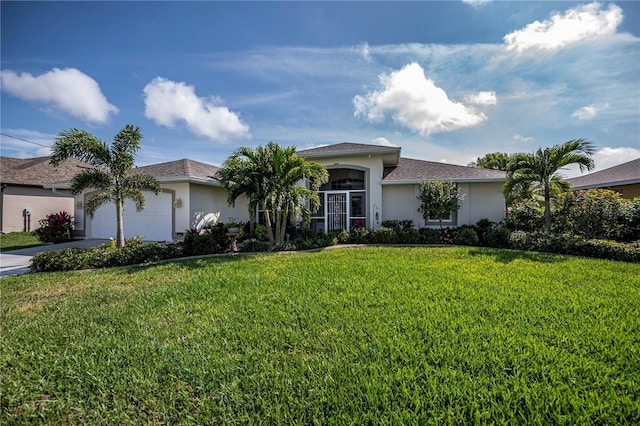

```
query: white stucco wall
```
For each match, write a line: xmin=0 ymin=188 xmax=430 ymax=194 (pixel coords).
xmin=382 ymin=181 xmax=505 ymax=228
xmin=187 ymin=183 xmax=249 ymax=231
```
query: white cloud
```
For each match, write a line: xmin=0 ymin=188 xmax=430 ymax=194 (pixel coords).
xmin=0 ymin=128 xmax=55 ymax=158
xmin=462 ymin=0 xmax=492 ymax=7
xmin=0 ymin=68 xmax=118 ymax=123
xmin=563 ymin=146 xmax=640 ymax=178
xmin=143 ymin=77 xmax=250 ymax=142
xmin=513 ymin=134 xmax=534 ymax=143
xmin=372 ymin=137 xmax=396 ymax=147
xmin=464 ymin=91 xmax=497 ymax=105
xmin=358 ymin=42 xmax=371 ymax=62
xmin=504 ymin=2 xmax=623 ymax=52
xmin=572 ymin=103 xmax=608 ymax=120
xmin=353 ymin=62 xmax=487 ymax=135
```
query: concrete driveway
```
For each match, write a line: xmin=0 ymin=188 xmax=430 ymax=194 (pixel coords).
xmin=1 ymin=239 xmax=109 ymax=277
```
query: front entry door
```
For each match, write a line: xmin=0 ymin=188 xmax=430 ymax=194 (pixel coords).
xmin=327 ymin=193 xmax=347 ymax=232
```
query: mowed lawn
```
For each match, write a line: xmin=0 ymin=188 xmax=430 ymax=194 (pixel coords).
xmin=2 ymin=247 xmax=639 ymax=424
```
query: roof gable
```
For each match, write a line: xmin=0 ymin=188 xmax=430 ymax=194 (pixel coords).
xmin=132 ymin=158 xmax=220 ymax=181
xmin=298 ymin=142 xmax=401 ymax=166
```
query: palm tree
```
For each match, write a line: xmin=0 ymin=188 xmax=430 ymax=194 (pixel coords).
xmin=50 ymin=124 xmax=161 ymax=247
xmin=218 ymin=141 xmax=328 ymax=245
xmin=506 ymin=139 xmax=595 ymax=231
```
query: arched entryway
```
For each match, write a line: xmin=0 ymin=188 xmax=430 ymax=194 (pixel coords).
xmin=310 ymin=167 xmax=368 ymax=233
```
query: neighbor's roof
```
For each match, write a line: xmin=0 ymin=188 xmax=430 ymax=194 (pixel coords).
xmin=0 ymin=156 xmax=92 ymax=187
xmin=132 ymin=158 xmax=220 ymax=182
xmin=382 ymin=157 xmax=506 ymax=184
xmin=567 ymin=158 xmax=640 ymax=189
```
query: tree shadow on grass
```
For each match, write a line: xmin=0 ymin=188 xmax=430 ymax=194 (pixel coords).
xmin=120 ymin=251 xmax=264 ymax=275
xmin=468 ymin=247 xmax=570 ymax=264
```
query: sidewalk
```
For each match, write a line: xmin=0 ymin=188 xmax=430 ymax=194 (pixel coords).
xmin=0 ymin=239 xmax=109 ymax=277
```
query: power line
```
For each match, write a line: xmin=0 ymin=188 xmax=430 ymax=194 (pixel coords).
xmin=0 ymin=132 xmax=52 ymax=148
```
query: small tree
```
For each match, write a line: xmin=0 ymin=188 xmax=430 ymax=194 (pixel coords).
xmin=50 ymin=125 xmax=161 ymax=248
xmin=417 ymin=180 xmax=465 ymax=229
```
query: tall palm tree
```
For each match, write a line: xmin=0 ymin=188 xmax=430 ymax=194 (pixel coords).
xmin=50 ymin=125 xmax=161 ymax=247
xmin=506 ymin=139 xmax=595 ymax=231
xmin=218 ymin=141 xmax=328 ymax=245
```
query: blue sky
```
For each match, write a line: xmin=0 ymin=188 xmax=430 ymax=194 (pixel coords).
xmin=2 ymin=1 xmax=639 ymax=177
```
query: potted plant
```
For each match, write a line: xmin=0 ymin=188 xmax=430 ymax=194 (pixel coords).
xmin=225 ymin=218 xmax=243 ymax=234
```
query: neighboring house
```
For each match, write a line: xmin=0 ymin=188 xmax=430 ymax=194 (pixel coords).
xmin=0 ymin=156 xmax=90 ymax=233
xmin=567 ymin=158 xmax=640 ymax=199
xmin=29 ymin=142 xmax=507 ymax=242
xmin=48 ymin=158 xmax=250 ymax=242
xmin=298 ymin=143 xmax=506 ymax=233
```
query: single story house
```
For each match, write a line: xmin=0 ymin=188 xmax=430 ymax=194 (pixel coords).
xmin=567 ymin=158 xmax=640 ymax=199
xmin=298 ymin=143 xmax=506 ymax=233
xmin=29 ymin=142 xmax=506 ymax=242
xmin=0 ymin=156 xmax=90 ymax=233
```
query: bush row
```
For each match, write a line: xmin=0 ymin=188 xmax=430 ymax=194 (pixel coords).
xmin=506 ymin=190 xmax=640 ymax=242
xmin=31 ymin=238 xmax=182 ymax=273
xmin=509 ymin=231 xmax=640 ymax=263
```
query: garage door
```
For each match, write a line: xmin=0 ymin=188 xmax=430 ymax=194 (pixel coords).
xmin=89 ymin=191 xmax=173 ymax=241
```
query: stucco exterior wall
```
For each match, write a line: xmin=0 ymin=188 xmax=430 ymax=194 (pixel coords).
xmin=1 ymin=186 xmax=74 ymax=233
xmin=382 ymin=181 xmax=505 ymax=228
xmin=187 ymin=183 xmax=249 ymax=231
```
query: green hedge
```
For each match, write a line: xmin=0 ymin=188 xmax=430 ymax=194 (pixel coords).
xmin=31 ymin=240 xmax=182 ymax=272
xmin=509 ymin=231 xmax=639 ymax=262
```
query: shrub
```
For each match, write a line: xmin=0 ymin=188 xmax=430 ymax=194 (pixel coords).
xmin=381 ymin=220 xmax=414 ymax=231
xmin=453 ymin=227 xmax=479 ymax=246
xmin=182 ymin=222 xmax=230 ymax=256
xmin=241 ymin=238 xmax=274 ymax=252
xmin=507 ymin=231 xmax=639 ymax=262
xmin=553 ymin=189 xmax=628 ymax=241
xmin=487 ymin=226 xmax=511 ymax=248
xmin=419 ymin=228 xmax=441 ymax=244
xmin=32 ymin=211 xmax=74 ymax=243
xmin=329 ymin=229 xmax=350 ymax=244
xmin=350 ymin=227 xmax=370 ymax=244
xmin=30 ymin=240 xmax=182 ymax=272
xmin=366 ymin=227 xmax=398 ymax=244
xmin=475 ymin=219 xmax=495 ymax=246
xmin=504 ymin=201 xmax=544 ymax=232
xmin=440 ymin=227 xmax=457 ymax=245
xmin=398 ymin=228 xmax=420 ymax=244
xmin=253 ymin=224 xmax=269 ymax=241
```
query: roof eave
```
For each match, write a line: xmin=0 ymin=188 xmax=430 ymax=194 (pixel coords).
xmin=381 ymin=177 xmax=506 ymax=185
xmin=571 ymin=178 xmax=640 ymax=190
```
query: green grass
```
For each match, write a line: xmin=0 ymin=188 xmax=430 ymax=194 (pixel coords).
xmin=0 ymin=232 xmax=42 ymax=251
xmin=2 ymin=247 xmax=639 ymax=424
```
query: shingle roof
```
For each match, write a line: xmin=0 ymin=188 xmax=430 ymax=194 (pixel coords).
xmin=383 ymin=157 xmax=506 ymax=183
xmin=297 ymin=142 xmax=400 ymax=155
xmin=567 ymin=158 xmax=640 ymax=189
xmin=132 ymin=158 xmax=220 ymax=180
xmin=0 ymin=156 xmax=93 ymax=187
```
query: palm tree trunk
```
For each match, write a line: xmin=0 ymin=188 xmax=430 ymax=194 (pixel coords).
xmin=544 ymin=184 xmax=551 ymax=232
xmin=265 ymin=209 xmax=275 ymax=244
xmin=116 ymin=198 xmax=125 ymax=248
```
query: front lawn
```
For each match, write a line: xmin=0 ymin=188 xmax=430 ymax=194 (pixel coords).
xmin=0 ymin=231 xmax=42 ymax=251
xmin=2 ymin=247 xmax=639 ymax=424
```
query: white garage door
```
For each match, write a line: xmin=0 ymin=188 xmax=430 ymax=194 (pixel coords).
xmin=89 ymin=191 xmax=173 ymax=241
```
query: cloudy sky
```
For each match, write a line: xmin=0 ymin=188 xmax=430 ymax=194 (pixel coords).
xmin=1 ymin=1 xmax=638 ymax=177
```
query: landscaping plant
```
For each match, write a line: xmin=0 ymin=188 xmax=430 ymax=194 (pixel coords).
xmin=32 ymin=211 xmax=74 ymax=243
